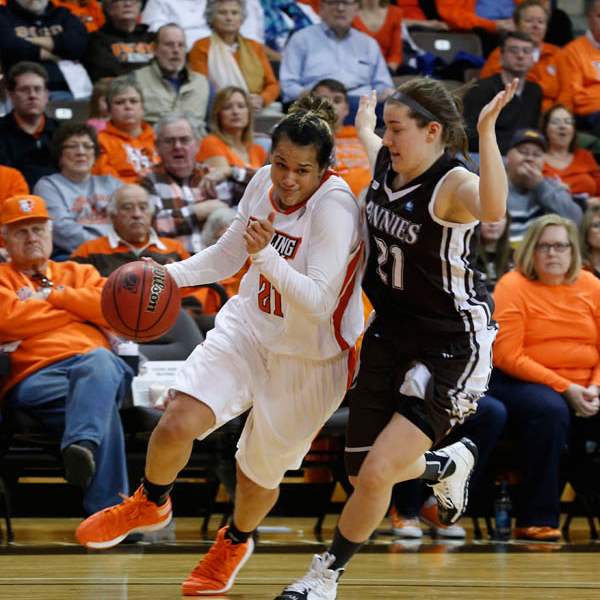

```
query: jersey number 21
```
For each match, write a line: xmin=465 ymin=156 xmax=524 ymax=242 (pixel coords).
xmin=374 ymin=236 xmax=405 ymax=290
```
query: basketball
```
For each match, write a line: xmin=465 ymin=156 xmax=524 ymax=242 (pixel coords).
xmin=101 ymin=261 xmax=181 ymax=342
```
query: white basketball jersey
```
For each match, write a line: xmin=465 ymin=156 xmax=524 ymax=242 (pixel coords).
xmin=167 ymin=165 xmax=365 ymax=360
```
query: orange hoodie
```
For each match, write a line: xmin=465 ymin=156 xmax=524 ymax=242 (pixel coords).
xmin=493 ymin=269 xmax=600 ymax=392
xmin=480 ymin=42 xmax=560 ymax=112
xmin=334 ymin=125 xmax=372 ymax=197
xmin=0 ymin=165 xmax=28 ymax=203
xmin=543 ymin=148 xmax=600 ymax=196
xmin=556 ymin=35 xmax=600 ymax=117
xmin=0 ymin=260 xmax=112 ymax=398
xmin=50 ymin=0 xmax=105 ymax=32
xmin=93 ymin=121 xmax=160 ymax=184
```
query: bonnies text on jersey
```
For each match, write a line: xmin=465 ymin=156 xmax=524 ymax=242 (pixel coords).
xmin=366 ymin=200 xmax=421 ymax=244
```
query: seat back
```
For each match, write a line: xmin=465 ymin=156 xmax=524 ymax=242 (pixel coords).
xmin=46 ymin=99 xmax=91 ymax=123
xmin=410 ymin=31 xmax=483 ymax=63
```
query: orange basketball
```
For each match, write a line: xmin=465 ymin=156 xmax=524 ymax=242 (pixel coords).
xmin=101 ymin=261 xmax=181 ymax=342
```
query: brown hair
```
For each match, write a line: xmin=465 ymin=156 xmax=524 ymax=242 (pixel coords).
xmin=387 ymin=78 xmax=470 ymax=159
xmin=210 ymin=86 xmax=255 ymax=147
xmin=89 ymin=77 xmax=112 ymax=119
xmin=272 ymin=95 xmax=336 ymax=169
xmin=515 ymin=214 xmax=581 ymax=283
xmin=51 ymin=122 xmax=100 ymax=162
xmin=513 ymin=0 xmax=549 ymax=26
xmin=540 ymin=104 xmax=577 ymax=153
xmin=580 ymin=206 xmax=600 ymax=267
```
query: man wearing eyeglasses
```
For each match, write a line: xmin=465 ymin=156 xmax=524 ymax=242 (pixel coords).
xmin=0 ymin=194 xmax=133 ymax=517
xmin=279 ymin=0 xmax=393 ymax=117
xmin=506 ymin=129 xmax=582 ymax=243
xmin=463 ymin=31 xmax=542 ymax=156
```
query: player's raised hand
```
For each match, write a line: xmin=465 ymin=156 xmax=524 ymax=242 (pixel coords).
xmin=477 ymin=78 xmax=519 ymax=135
xmin=244 ymin=212 xmax=275 ymax=254
xmin=355 ymin=89 xmax=378 ymax=134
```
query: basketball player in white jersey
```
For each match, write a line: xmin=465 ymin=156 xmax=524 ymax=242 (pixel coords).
xmin=275 ymin=79 xmax=519 ymax=599
xmin=75 ymin=97 xmax=365 ymax=596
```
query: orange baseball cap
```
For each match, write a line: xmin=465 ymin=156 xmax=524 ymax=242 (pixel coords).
xmin=1 ymin=195 xmax=51 ymax=226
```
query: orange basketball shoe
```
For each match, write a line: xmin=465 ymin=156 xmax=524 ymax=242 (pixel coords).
xmin=181 ymin=526 xmax=254 ymax=595
xmin=76 ymin=485 xmax=172 ymax=549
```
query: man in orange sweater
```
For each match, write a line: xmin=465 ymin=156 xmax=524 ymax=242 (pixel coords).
xmin=556 ymin=0 xmax=600 ymax=135
xmin=0 ymin=194 xmax=132 ymax=515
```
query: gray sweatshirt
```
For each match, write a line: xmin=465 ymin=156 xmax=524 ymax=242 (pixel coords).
xmin=507 ymin=178 xmax=583 ymax=243
xmin=34 ymin=173 xmax=123 ymax=253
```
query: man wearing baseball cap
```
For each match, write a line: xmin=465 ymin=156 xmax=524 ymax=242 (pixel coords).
xmin=506 ymin=129 xmax=582 ymax=243
xmin=0 ymin=194 xmax=132 ymax=517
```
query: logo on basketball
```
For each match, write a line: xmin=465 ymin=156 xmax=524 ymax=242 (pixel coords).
xmin=123 ymin=272 xmax=139 ymax=293
xmin=146 ymin=267 xmax=166 ymax=312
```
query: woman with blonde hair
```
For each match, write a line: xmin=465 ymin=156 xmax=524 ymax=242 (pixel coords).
xmin=490 ymin=213 xmax=600 ymax=541
xmin=197 ymin=86 xmax=267 ymax=204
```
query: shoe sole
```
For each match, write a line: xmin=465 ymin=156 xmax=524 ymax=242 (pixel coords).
xmin=63 ymin=445 xmax=95 ymax=488
xmin=181 ymin=536 xmax=255 ymax=596
xmin=81 ymin=511 xmax=173 ymax=550
xmin=391 ymin=528 xmax=423 ymax=539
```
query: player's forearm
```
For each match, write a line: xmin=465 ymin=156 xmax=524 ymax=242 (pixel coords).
xmin=251 ymin=245 xmax=337 ymax=319
xmin=357 ymin=129 xmax=382 ymax=174
xmin=477 ymin=130 xmax=507 ymax=221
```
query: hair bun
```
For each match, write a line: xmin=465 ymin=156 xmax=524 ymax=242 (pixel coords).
xmin=288 ymin=95 xmax=337 ymax=133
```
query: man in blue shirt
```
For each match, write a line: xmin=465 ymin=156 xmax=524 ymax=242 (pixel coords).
xmin=280 ymin=0 xmax=393 ymax=116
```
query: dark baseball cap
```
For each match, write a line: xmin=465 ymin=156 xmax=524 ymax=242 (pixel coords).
xmin=510 ymin=128 xmax=547 ymax=152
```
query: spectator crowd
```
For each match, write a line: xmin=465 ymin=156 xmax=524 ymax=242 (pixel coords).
xmin=1 ymin=0 xmax=600 ymax=544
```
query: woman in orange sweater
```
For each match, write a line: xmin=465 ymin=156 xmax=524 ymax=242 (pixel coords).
xmin=491 ymin=214 xmax=600 ymax=541
xmin=188 ymin=0 xmax=280 ymax=112
xmin=352 ymin=0 xmax=403 ymax=73
xmin=92 ymin=77 xmax=160 ymax=184
xmin=197 ymin=86 xmax=267 ymax=205
xmin=480 ymin=1 xmax=560 ymax=112
xmin=542 ymin=104 xmax=600 ymax=200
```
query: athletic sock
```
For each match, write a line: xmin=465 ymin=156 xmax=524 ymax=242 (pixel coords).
xmin=225 ymin=520 xmax=254 ymax=544
xmin=420 ymin=449 xmax=456 ymax=483
xmin=328 ymin=527 xmax=365 ymax=570
xmin=142 ymin=478 xmax=174 ymax=506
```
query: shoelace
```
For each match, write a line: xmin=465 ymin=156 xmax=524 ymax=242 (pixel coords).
xmin=284 ymin=558 xmax=336 ymax=593
xmin=190 ymin=537 xmax=243 ymax=581
xmin=432 ymin=482 xmax=455 ymax=510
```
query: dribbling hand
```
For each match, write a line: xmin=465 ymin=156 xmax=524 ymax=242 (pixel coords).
xmin=245 ymin=212 xmax=275 ymax=255
xmin=477 ymin=78 xmax=519 ymax=135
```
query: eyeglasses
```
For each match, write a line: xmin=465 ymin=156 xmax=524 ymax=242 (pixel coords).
xmin=31 ymin=272 xmax=53 ymax=289
xmin=548 ymin=118 xmax=575 ymax=127
xmin=535 ymin=242 xmax=571 ymax=253
xmin=504 ymin=45 xmax=534 ymax=55
xmin=63 ymin=142 xmax=96 ymax=152
xmin=158 ymin=136 xmax=195 ymax=147
xmin=321 ymin=0 xmax=357 ymax=6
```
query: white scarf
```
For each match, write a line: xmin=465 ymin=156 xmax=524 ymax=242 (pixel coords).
xmin=207 ymin=34 xmax=249 ymax=92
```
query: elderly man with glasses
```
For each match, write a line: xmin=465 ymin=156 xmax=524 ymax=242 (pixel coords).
xmin=280 ymin=0 xmax=393 ymax=120
xmin=0 ymin=194 xmax=132 ymax=517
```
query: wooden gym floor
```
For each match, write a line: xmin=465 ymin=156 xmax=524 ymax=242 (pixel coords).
xmin=1 ymin=516 xmax=600 ymax=599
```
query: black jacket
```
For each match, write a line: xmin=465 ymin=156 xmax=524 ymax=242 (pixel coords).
xmin=0 ymin=0 xmax=88 ymax=92
xmin=0 ymin=112 xmax=59 ymax=189
xmin=463 ymin=74 xmax=542 ymax=155
xmin=84 ymin=21 xmax=153 ymax=82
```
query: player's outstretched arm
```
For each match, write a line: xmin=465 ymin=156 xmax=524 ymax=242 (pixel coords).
xmin=474 ymin=78 xmax=519 ymax=221
xmin=356 ymin=90 xmax=383 ymax=173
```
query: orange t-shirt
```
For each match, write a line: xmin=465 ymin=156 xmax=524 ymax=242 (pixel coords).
xmin=196 ymin=134 xmax=267 ymax=169
xmin=480 ymin=42 xmax=560 ymax=112
xmin=0 ymin=165 xmax=29 ymax=203
xmin=334 ymin=125 xmax=372 ymax=197
xmin=0 ymin=261 xmax=111 ymax=397
xmin=493 ymin=269 xmax=600 ymax=393
xmin=556 ymin=35 xmax=600 ymax=116
xmin=353 ymin=6 xmax=403 ymax=66
xmin=397 ymin=0 xmax=425 ymax=20
xmin=93 ymin=121 xmax=160 ymax=184
xmin=50 ymin=0 xmax=105 ymax=32
xmin=543 ymin=148 xmax=600 ymax=197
